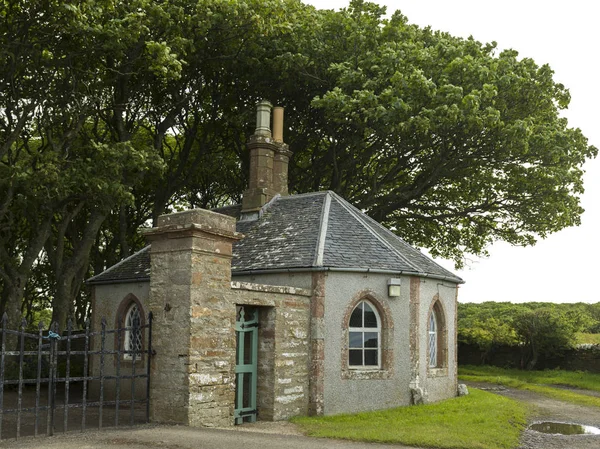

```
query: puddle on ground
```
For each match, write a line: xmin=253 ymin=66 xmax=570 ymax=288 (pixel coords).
xmin=529 ymin=421 xmax=600 ymax=435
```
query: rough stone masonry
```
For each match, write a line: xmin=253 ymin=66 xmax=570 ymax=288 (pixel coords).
xmin=145 ymin=208 xmax=311 ymax=427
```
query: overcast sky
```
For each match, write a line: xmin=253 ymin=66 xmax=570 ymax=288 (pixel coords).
xmin=303 ymin=0 xmax=600 ymax=304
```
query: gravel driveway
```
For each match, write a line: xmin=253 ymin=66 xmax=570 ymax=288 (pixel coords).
xmin=466 ymin=382 xmax=600 ymax=449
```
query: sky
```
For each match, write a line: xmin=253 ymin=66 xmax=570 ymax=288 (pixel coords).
xmin=303 ymin=0 xmax=600 ymax=304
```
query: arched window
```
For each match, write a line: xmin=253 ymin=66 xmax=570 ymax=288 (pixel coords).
xmin=428 ymin=300 xmax=447 ymax=369
xmin=124 ymin=302 xmax=143 ymax=360
xmin=348 ymin=300 xmax=381 ymax=368
xmin=428 ymin=311 xmax=438 ymax=367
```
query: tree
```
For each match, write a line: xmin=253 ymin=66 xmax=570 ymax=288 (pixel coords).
xmin=458 ymin=302 xmax=521 ymax=363
xmin=1 ymin=0 xmax=597 ymax=326
xmin=0 ymin=0 xmax=165 ymax=329
xmin=288 ymin=1 xmax=597 ymax=265
xmin=513 ymin=307 xmax=584 ymax=370
xmin=459 ymin=317 xmax=518 ymax=364
xmin=0 ymin=0 xmax=95 ymax=327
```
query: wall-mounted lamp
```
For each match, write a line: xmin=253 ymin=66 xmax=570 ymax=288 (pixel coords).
xmin=387 ymin=278 xmax=402 ymax=297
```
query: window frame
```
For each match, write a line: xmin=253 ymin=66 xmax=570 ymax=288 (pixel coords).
xmin=340 ymin=292 xmax=394 ymax=380
xmin=428 ymin=310 xmax=438 ymax=368
xmin=427 ymin=297 xmax=448 ymax=375
xmin=124 ymin=302 xmax=143 ymax=361
xmin=115 ymin=294 xmax=145 ymax=363
xmin=348 ymin=300 xmax=382 ymax=369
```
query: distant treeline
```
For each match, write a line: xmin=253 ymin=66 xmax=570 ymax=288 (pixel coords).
xmin=458 ymin=302 xmax=600 ymax=370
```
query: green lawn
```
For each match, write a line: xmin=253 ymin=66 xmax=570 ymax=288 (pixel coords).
xmin=292 ymin=389 xmax=528 ymax=449
xmin=459 ymin=365 xmax=600 ymax=407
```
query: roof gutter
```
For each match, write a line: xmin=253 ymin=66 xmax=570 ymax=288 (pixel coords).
xmin=232 ymin=266 xmax=464 ymax=284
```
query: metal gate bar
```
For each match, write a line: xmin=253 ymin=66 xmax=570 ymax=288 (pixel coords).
xmin=0 ymin=312 xmax=154 ymax=440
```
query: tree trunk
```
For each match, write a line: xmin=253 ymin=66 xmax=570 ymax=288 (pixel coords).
xmin=0 ymin=279 xmax=27 ymax=349
xmin=51 ymin=209 xmax=107 ymax=330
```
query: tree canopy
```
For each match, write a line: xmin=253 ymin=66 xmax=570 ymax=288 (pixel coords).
xmin=0 ymin=0 xmax=597 ymax=328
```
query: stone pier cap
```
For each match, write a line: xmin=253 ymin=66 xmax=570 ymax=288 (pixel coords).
xmin=144 ymin=208 xmax=243 ymax=241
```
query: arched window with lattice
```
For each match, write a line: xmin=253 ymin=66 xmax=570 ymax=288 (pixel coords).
xmin=124 ymin=302 xmax=143 ymax=360
xmin=428 ymin=299 xmax=447 ymax=369
xmin=115 ymin=294 xmax=145 ymax=362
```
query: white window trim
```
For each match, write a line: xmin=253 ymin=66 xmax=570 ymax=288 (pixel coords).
xmin=348 ymin=300 xmax=382 ymax=370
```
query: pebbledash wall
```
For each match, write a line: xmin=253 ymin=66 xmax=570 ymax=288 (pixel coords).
xmin=321 ymin=272 xmax=457 ymax=414
xmin=234 ymin=271 xmax=458 ymax=415
xmin=90 ymin=282 xmax=151 ymax=402
xmin=90 ymin=206 xmax=459 ymax=426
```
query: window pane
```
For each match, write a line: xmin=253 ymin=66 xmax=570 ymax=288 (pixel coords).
xmin=125 ymin=303 xmax=143 ymax=358
xmin=429 ymin=312 xmax=436 ymax=332
xmin=364 ymin=332 xmax=378 ymax=348
xmin=349 ymin=350 xmax=362 ymax=366
xmin=349 ymin=303 xmax=363 ymax=327
xmin=363 ymin=303 xmax=377 ymax=328
xmin=364 ymin=349 xmax=378 ymax=366
xmin=429 ymin=332 xmax=437 ymax=367
xmin=349 ymin=332 xmax=363 ymax=348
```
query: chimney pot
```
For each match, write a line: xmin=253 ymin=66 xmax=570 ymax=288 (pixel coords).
xmin=255 ymin=100 xmax=272 ymax=137
xmin=272 ymin=107 xmax=284 ymax=142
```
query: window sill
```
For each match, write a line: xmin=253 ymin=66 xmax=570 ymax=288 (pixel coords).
xmin=342 ymin=368 xmax=393 ymax=380
xmin=427 ymin=367 xmax=448 ymax=378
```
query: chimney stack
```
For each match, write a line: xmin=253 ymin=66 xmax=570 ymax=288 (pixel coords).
xmin=241 ymin=101 xmax=292 ymax=214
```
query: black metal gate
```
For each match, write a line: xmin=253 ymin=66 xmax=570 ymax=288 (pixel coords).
xmin=0 ymin=312 xmax=153 ymax=441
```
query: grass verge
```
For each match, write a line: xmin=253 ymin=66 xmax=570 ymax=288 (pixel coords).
xmin=459 ymin=365 xmax=600 ymax=407
xmin=292 ymin=389 xmax=528 ymax=449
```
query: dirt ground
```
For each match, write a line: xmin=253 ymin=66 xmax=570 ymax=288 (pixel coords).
xmin=465 ymin=381 xmax=600 ymax=449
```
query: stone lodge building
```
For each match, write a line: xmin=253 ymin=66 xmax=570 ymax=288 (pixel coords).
xmin=87 ymin=101 xmax=463 ymax=427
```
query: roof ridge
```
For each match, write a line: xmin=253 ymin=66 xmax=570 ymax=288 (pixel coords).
xmin=339 ymin=197 xmax=459 ymax=279
xmin=359 ymin=212 xmax=457 ymax=277
xmin=313 ymin=191 xmax=332 ymax=267
xmin=278 ymin=191 xmax=329 ymax=200
xmin=329 ymin=192 xmax=423 ymax=273
xmin=86 ymin=245 xmax=151 ymax=283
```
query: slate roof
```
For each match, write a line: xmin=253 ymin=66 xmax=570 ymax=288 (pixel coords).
xmin=87 ymin=245 xmax=151 ymax=285
xmin=87 ymin=191 xmax=462 ymax=285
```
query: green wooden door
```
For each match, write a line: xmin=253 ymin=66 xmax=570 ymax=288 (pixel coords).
xmin=234 ymin=305 xmax=258 ymax=424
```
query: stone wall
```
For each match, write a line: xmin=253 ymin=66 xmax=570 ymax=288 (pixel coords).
xmin=145 ymin=209 xmax=241 ymax=427
xmin=321 ymin=271 xmax=412 ymax=415
xmin=230 ymin=282 xmax=311 ymax=420
xmin=143 ymin=208 xmax=311 ymax=427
